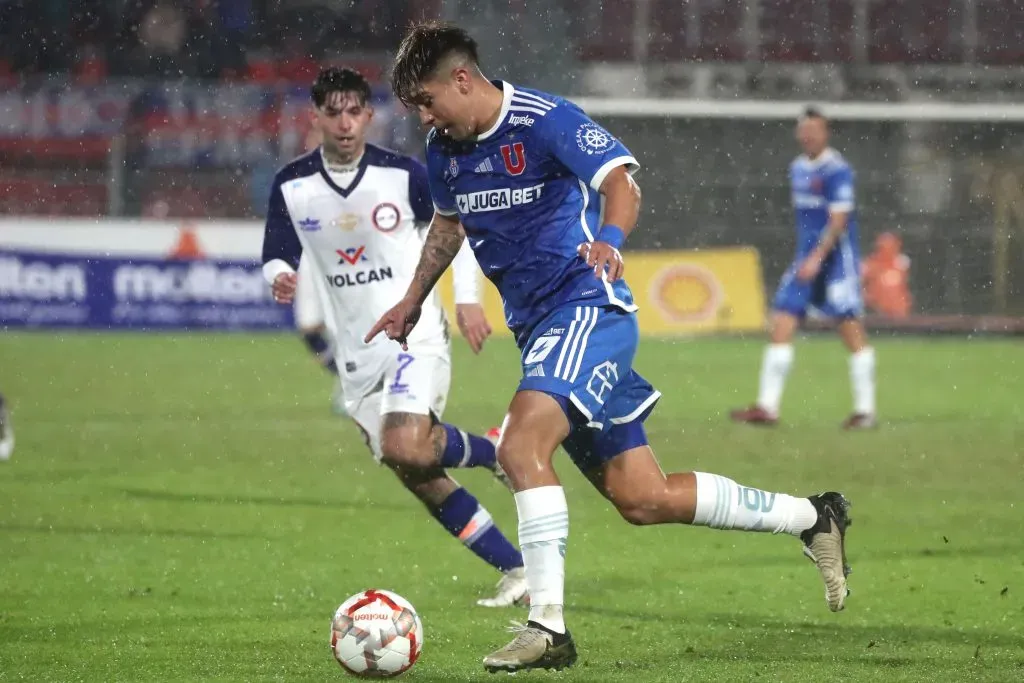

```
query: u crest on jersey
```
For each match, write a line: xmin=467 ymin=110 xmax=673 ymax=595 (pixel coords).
xmin=501 ymin=142 xmax=527 ymax=176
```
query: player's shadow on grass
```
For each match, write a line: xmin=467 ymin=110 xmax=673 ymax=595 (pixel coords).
xmin=728 ymin=544 xmax=1021 ymax=564
xmin=714 ymin=613 xmax=1024 ymax=648
xmin=2 ymin=466 xmax=127 ymax=483
xmin=119 ymin=487 xmax=409 ymax=511
xmin=573 ymin=604 xmax=1024 ymax=651
xmin=0 ymin=522 xmax=263 ymax=540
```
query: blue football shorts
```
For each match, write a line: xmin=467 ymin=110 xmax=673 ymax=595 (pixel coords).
xmin=517 ymin=304 xmax=661 ymax=472
xmin=773 ymin=250 xmax=863 ymax=319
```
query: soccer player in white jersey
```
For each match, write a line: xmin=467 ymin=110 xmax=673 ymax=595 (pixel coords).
xmin=262 ymin=67 xmax=527 ymax=607
xmin=287 ymin=123 xmax=347 ymax=415
xmin=731 ymin=107 xmax=876 ymax=429
xmin=369 ymin=24 xmax=854 ymax=672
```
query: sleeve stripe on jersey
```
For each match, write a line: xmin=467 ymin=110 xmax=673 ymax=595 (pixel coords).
xmin=829 ymin=201 xmax=854 ymax=213
xmin=590 ymin=155 xmax=640 ymax=191
xmin=510 ymin=105 xmax=550 ymax=116
xmin=512 ymin=91 xmax=555 ymax=109
xmin=434 ymin=202 xmax=458 ymax=216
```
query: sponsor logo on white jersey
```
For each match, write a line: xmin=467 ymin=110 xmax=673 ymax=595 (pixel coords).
xmin=372 ymin=203 xmax=401 ymax=232
xmin=509 ymin=114 xmax=535 ymax=127
xmin=336 ymin=246 xmax=369 ymax=264
xmin=455 ymin=184 xmax=544 ymax=214
xmin=332 ymin=213 xmax=359 ymax=231
xmin=324 ymin=268 xmax=393 ymax=288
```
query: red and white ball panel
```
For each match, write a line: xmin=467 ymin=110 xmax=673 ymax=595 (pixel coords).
xmin=331 ymin=589 xmax=423 ymax=678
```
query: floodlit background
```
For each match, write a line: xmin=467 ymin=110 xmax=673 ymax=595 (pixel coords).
xmin=0 ymin=2 xmax=1022 ymax=681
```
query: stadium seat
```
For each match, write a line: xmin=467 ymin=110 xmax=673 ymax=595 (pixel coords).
xmin=647 ymin=0 xmax=690 ymax=62
xmin=761 ymin=0 xmax=856 ymax=62
xmin=977 ymin=0 xmax=1024 ymax=65
xmin=577 ymin=0 xmax=636 ymax=61
xmin=869 ymin=0 xmax=961 ymax=63
xmin=693 ymin=0 xmax=745 ymax=62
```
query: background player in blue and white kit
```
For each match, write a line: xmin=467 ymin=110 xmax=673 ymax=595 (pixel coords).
xmin=262 ymin=67 xmax=526 ymax=608
xmin=370 ymin=24 xmax=856 ymax=673
xmin=731 ymin=107 xmax=877 ymax=429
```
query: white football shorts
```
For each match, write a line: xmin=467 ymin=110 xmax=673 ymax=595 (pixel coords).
xmin=344 ymin=345 xmax=452 ymax=462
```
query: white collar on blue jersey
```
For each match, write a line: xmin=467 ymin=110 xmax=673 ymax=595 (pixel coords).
xmin=476 ymin=81 xmax=515 ymax=142
xmin=796 ymin=147 xmax=838 ymax=169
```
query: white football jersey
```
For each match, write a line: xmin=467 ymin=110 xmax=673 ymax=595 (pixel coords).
xmin=262 ymin=144 xmax=479 ymax=396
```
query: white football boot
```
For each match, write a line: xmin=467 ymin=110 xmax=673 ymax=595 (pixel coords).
xmin=476 ymin=566 xmax=529 ymax=608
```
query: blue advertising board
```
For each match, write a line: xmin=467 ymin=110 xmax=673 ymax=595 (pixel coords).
xmin=0 ymin=249 xmax=293 ymax=331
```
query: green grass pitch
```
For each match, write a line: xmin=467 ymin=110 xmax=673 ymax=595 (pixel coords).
xmin=0 ymin=332 xmax=1022 ymax=681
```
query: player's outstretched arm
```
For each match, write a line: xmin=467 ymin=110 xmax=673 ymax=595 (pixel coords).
xmin=578 ymin=166 xmax=641 ymax=282
xmin=411 ymin=211 xmax=466 ymax=305
xmin=364 ymin=212 xmax=466 ymax=348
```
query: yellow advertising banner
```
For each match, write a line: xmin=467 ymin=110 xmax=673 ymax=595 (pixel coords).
xmin=628 ymin=247 xmax=767 ymax=335
xmin=437 ymin=246 xmax=766 ymax=338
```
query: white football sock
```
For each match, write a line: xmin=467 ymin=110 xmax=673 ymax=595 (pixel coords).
xmin=756 ymin=344 xmax=794 ymax=416
xmin=849 ymin=347 xmax=876 ymax=415
xmin=515 ymin=486 xmax=568 ymax=634
xmin=691 ymin=472 xmax=818 ymax=536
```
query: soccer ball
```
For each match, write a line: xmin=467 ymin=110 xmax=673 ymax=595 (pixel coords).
xmin=330 ymin=589 xmax=423 ymax=677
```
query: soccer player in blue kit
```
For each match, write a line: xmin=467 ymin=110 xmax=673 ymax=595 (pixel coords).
xmin=731 ymin=107 xmax=876 ymax=429
xmin=367 ymin=23 xmax=855 ymax=672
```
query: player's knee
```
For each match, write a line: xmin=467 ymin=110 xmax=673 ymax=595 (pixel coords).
xmin=495 ymin=436 xmax=546 ymax=484
xmin=608 ymin=485 xmax=672 ymax=526
xmin=495 ymin=439 xmax=520 ymax=476
xmin=614 ymin=500 xmax=661 ymax=526
xmin=380 ymin=426 xmax=432 ymax=469
xmin=769 ymin=312 xmax=798 ymax=344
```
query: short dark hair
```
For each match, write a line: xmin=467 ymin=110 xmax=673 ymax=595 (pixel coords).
xmin=391 ymin=22 xmax=480 ymax=106
xmin=800 ymin=105 xmax=827 ymax=123
xmin=311 ymin=67 xmax=372 ymax=108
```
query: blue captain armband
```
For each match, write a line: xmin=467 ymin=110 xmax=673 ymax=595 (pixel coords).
xmin=597 ymin=224 xmax=626 ymax=250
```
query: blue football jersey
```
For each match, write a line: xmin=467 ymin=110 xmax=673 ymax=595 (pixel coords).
xmin=425 ymin=81 xmax=640 ymax=345
xmin=789 ymin=148 xmax=858 ymax=258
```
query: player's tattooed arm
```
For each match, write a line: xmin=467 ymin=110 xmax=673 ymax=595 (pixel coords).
xmin=365 ymin=212 xmax=465 ymax=349
xmin=407 ymin=212 xmax=466 ymax=305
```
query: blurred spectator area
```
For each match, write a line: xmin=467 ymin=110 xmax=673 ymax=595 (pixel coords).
xmin=1 ymin=1 xmax=1022 ymax=83
xmin=578 ymin=0 xmax=1024 ymax=65
xmin=0 ymin=0 xmax=444 ymax=83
